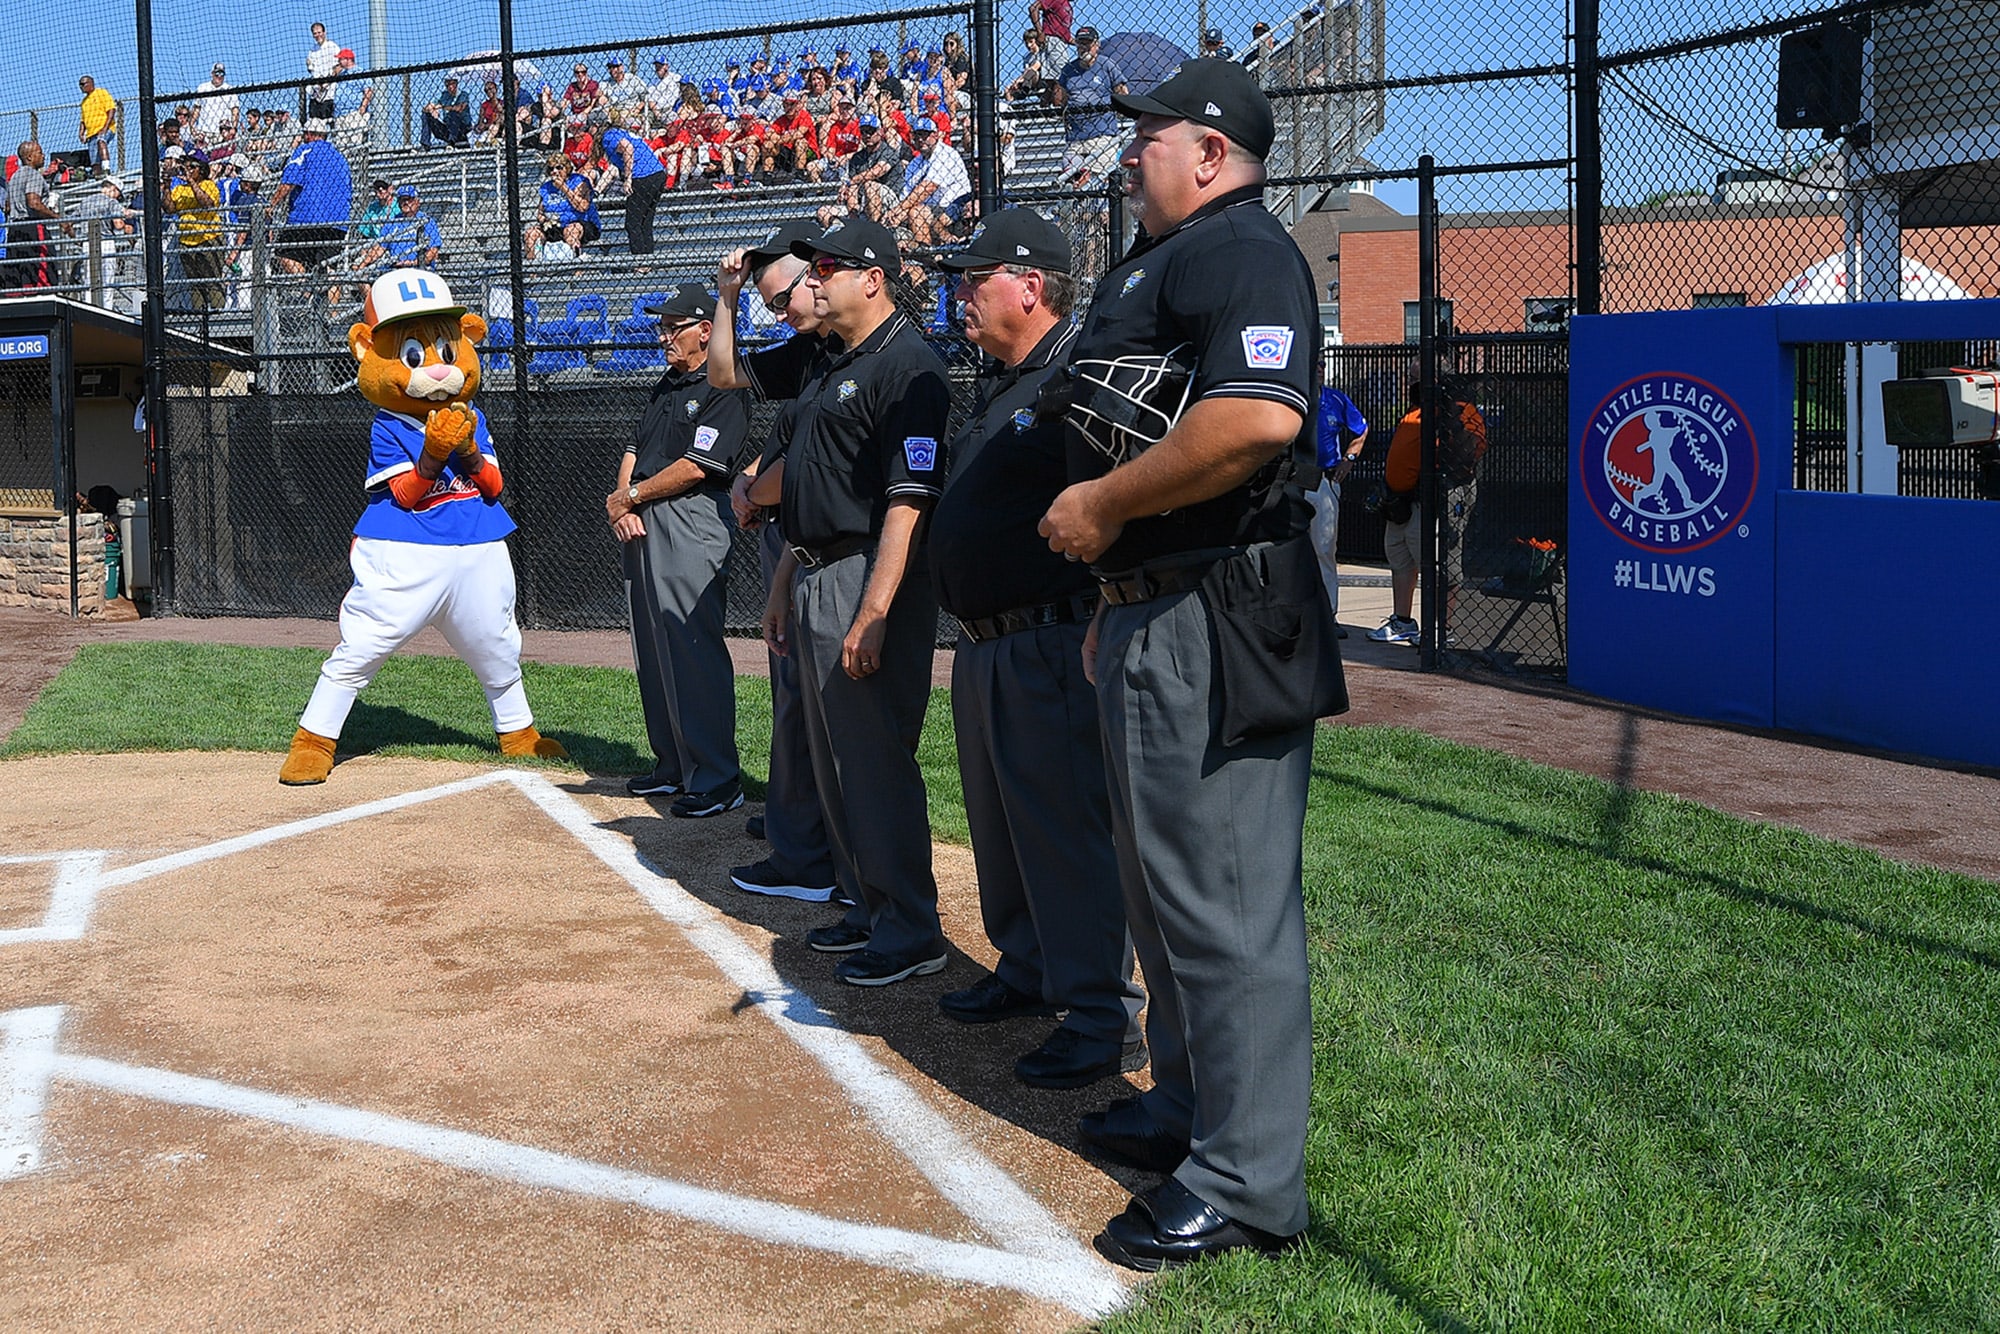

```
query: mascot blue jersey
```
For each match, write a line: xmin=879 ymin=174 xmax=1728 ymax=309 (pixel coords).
xmin=354 ymin=406 xmax=519 ymax=545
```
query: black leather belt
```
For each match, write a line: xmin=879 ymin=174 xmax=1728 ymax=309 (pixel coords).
xmin=956 ymin=591 xmax=1099 ymax=644
xmin=1096 ymin=548 xmax=1239 ymax=606
xmin=788 ymin=534 xmax=874 ymax=569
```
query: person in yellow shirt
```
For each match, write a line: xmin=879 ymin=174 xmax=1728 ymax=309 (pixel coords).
xmin=78 ymin=75 xmax=117 ymax=172
xmin=165 ymin=153 xmax=226 ymax=310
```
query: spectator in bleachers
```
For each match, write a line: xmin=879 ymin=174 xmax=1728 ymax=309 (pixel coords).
xmin=832 ymin=44 xmax=860 ymax=87
xmin=809 ymin=93 xmax=861 ymax=180
xmin=1005 ymin=28 xmax=1049 ymax=103
xmin=475 ymin=79 xmax=505 ymax=146
xmin=5 ymin=142 xmax=59 ymax=289
xmin=358 ymin=185 xmax=442 ymax=270
xmin=917 ymin=85 xmax=951 ymax=144
xmin=67 ymin=174 xmax=136 ymax=304
xmin=564 ymin=62 xmax=601 ymax=124
xmin=1052 ymin=26 xmax=1125 ymax=185
xmin=654 ymin=93 xmax=700 ymax=187
xmin=356 ymin=178 xmax=395 ymax=238
xmin=78 ymin=76 xmax=118 ymax=173
xmin=737 ymin=75 xmax=773 ymax=122
xmin=767 ymin=90 xmax=817 ymax=181
xmin=564 ymin=117 xmax=601 ymax=177
xmin=217 ymin=156 xmax=258 ymax=305
xmin=421 ymin=73 xmax=472 ymax=148
xmin=602 ymin=57 xmax=646 ymax=121
xmin=800 ymin=68 xmax=836 ymax=122
xmin=694 ymin=98 xmax=738 ymax=188
xmin=208 ymin=116 xmax=240 ymax=162
xmin=269 ymin=118 xmax=350 ymax=281
xmin=644 ymin=55 xmax=681 ymax=133
xmin=158 ymin=118 xmax=186 ymax=159
xmin=306 ymin=21 xmax=340 ymax=120
xmin=861 ymin=48 xmax=903 ymax=104
xmin=524 ymin=150 xmax=598 ymax=259
xmin=330 ymin=49 xmax=374 ymax=147
xmin=830 ymin=114 xmax=902 ymax=223
xmin=241 ymin=109 xmax=280 ymax=164
xmin=521 ymin=83 xmax=563 ymax=150
xmin=723 ymin=56 xmax=747 ymax=96
xmin=898 ymin=42 xmax=929 ymax=84
xmin=601 ymin=107 xmax=666 ymax=254
xmin=732 ymin=106 xmax=773 ymax=180
xmin=1242 ymin=21 xmax=1275 ymax=69
xmin=164 ymin=152 xmax=226 ymax=310
xmin=1200 ymin=27 xmax=1233 ymax=59
xmin=1029 ymin=0 xmax=1074 ymax=63
xmin=192 ymin=65 xmax=236 ymax=143
xmin=876 ymin=90 xmax=913 ymax=148
xmin=883 ymin=118 xmax=970 ymax=245
xmin=938 ymin=32 xmax=972 ymax=90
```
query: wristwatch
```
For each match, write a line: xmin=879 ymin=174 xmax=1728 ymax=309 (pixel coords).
xmin=626 ymin=484 xmax=640 ymax=504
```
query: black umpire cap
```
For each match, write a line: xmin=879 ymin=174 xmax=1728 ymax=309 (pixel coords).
xmin=936 ymin=207 xmax=1072 ymax=275
xmin=791 ymin=217 xmax=898 ymax=272
xmin=643 ymin=281 xmax=719 ymax=320
xmin=1112 ymin=56 xmax=1276 ymax=159
xmin=747 ymin=218 xmax=824 ymax=265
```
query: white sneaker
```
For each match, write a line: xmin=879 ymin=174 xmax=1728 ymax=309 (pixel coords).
xmin=1367 ymin=616 xmax=1420 ymax=645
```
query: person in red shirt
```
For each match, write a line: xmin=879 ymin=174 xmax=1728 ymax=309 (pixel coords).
xmin=917 ymin=86 xmax=951 ymax=145
xmin=475 ymin=78 xmax=504 ymax=145
xmin=732 ymin=106 xmax=772 ymax=180
xmin=654 ymin=102 xmax=697 ymax=187
xmin=697 ymin=104 xmax=738 ymax=186
xmin=564 ymin=62 xmax=600 ymax=121
xmin=875 ymin=91 xmax=912 ymax=148
xmin=810 ymin=95 xmax=862 ymax=180
xmin=768 ymin=90 xmax=817 ymax=178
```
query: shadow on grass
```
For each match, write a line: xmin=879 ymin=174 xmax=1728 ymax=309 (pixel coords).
xmin=1315 ymin=1228 xmax=1481 ymax=1334
xmin=1312 ymin=761 xmax=2000 ymax=974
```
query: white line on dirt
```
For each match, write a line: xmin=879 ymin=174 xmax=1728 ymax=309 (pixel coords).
xmin=0 ymin=1005 xmax=63 ymax=1179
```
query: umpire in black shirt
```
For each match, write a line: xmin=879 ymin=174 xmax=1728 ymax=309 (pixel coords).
xmin=607 ymin=281 xmax=753 ymax=817
xmin=1039 ymin=59 xmax=1343 ymax=1269
xmin=930 ymin=208 xmax=1146 ymax=1088
xmin=751 ymin=218 xmax=955 ymax=987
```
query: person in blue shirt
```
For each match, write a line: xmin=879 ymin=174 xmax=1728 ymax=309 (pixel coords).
xmin=524 ymin=150 xmax=598 ymax=259
xmin=355 ymin=178 xmax=396 ymax=239
xmin=1052 ymin=26 xmax=1127 ymax=178
xmin=269 ymin=120 xmax=351 ymax=276
xmin=1308 ymin=386 xmax=1369 ymax=630
xmin=359 ymin=185 xmax=442 ymax=270
xmin=601 ymin=108 xmax=667 ymax=255
xmin=420 ymin=72 xmax=472 ymax=148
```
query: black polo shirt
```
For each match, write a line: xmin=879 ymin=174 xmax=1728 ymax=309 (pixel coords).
xmin=627 ymin=364 xmax=751 ymax=490
xmin=742 ymin=331 xmax=839 ymax=473
xmin=929 ymin=320 xmax=1091 ymax=620
xmin=775 ymin=311 xmax=952 ymax=553
xmin=1063 ymin=183 xmax=1320 ymax=571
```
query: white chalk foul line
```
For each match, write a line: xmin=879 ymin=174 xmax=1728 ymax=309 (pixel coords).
xmin=0 ymin=1005 xmax=62 ymax=1179
xmin=43 ymin=1037 xmax=1120 ymax=1315
xmin=0 ymin=769 xmax=1129 ymax=1315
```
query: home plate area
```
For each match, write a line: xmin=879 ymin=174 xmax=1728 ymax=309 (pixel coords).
xmin=0 ymin=753 xmax=1136 ymax=1330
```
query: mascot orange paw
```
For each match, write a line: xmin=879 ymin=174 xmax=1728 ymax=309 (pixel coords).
xmin=498 ymin=725 xmax=568 ymax=759
xmin=279 ymin=728 xmax=338 ymax=785
xmin=422 ymin=404 xmax=474 ymax=469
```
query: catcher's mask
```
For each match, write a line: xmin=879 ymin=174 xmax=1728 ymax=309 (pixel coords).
xmin=1041 ymin=347 xmax=1195 ymax=467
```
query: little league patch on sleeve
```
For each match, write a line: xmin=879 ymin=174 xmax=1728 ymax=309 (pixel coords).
xmin=693 ymin=425 xmax=720 ymax=452
xmin=1241 ymin=326 xmax=1295 ymax=369
xmin=904 ymin=436 xmax=938 ymax=471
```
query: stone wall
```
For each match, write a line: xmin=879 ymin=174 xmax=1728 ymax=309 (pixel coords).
xmin=0 ymin=513 xmax=108 ymax=617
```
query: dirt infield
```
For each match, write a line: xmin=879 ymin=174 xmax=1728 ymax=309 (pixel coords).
xmin=0 ymin=752 xmax=1152 ymax=1331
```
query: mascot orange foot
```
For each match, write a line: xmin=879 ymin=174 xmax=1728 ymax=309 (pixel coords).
xmin=279 ymin=728 xmax=338 ymax=785
xmin=498 ymin=725 xmax=568 ymax=759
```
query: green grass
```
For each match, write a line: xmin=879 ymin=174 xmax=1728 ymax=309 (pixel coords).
xmin=8 ymin=644 xmax=1998 ymax=1331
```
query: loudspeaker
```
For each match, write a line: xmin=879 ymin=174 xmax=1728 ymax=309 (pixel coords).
xmin=1776 ymin=24 xmax=1863 ymax=131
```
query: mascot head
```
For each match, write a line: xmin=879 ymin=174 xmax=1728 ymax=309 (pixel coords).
xmin=349 ymin=270 xmax=489 ymax=413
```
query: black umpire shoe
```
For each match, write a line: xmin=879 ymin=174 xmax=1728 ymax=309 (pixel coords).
xmin=1095 ymin=1178 xmax=1300 ymax=1272
xmin=626 ymin=770 xmax=683 ymax=797
xmin=1015 ymin=1028 xmax=1148 ymax=1090
xmin=835 ymin=948 xmax=948 ymax=987
xmin=938 ymin=972 xmax=1059 ymax=1024
xmin=806 ymin=921 xmax=871 ymax=953
xmin=670 ymin=780 xmax=744 ymax=819
xmin=745 ymin=813 xmax=766 ymax=839
xmin=1077 ymin=1096 xmax=1190 ymax=1173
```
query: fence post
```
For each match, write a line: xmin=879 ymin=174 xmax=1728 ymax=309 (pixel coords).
xmin=1417 ymin=153 xmax=1441 ymax=669
xmin=972 ymin=0 xmax=999 ymax=217
xmin=498 ymin=0 xmax=535 ymax=623
xmin=135 ymin=0 xmax=174 ymax=613
xmin=1573 ymin=0 xmax=1601 ymax=314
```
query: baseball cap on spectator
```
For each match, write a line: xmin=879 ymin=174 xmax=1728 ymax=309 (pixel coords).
xmin=371 ymin=177 xmax=392 ymax=190
xmin=793 ymin=217 xmax=898 ymax=270
xmin=1203 ymin=27 xmax=1225 ymax=42
xmin=936 ymin=206 xmax=1072 ymax=274
xmin=338 ymin=47 xmax=355 ymax=60
xmin=212 ymin=64 xmax=226 ymax=75
xmin=186 ymin=148 xmax=209 ymax=164
xmin=396 ymin=184 xmax=418 ymax=200
xmin=642 ymin=281 xmax=719 ymax=320
xmin=228 ymin=153 xmax=250 ymax=168
xmin=1075 ymin=26 xmax=1100 ymax=43
xmin=652 ymin=54 xmax=669 ymax=67
xmin=913 ymin=117 xmax=938 ymax=135
xmin=1111 ymin=55 xmax=1276 ymax=157
xmin=747 ymin=218 xmax=825 ymax=264
xmin=782 ymin=89 xmax=803 ymax=102
xmin=748 ymin=75 xmax=768 ymax=93
xmin=163 ymin=145 xmax=187 ymax=158
xmin=857 ymin=113 xmax=881 ymax=129
xmin=725 ymin=56 xmax=741 ymax=67
xmin=607 ymin=56 xmax=623 ymax=67
xmin=921 ymin=86 xmax=941 ymax=100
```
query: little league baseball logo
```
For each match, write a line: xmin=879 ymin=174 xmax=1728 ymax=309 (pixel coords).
xmin=1581 ymin=372 xmax=1758 ymax=553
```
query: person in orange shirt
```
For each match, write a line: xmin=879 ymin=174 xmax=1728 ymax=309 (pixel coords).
xmin=1367 ymin=381 xmax=1486 ymax=645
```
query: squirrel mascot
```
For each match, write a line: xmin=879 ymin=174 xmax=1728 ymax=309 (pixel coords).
xmin=279 ymin=269 xmax=566 ymax=784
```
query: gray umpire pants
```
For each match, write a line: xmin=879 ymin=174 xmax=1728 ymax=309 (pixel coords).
xmin=792 ymin=550 xmax=943 ymax=960
xmin=623 ymin=487 xmax=738 ymax=794
xmin=952 ymin=623 xmax=1142 ymax=1044
xmin=1095 ymin=588 xmax=1315 ymax=1239
xmin=758 ymin=519 xmax=834 ymax=884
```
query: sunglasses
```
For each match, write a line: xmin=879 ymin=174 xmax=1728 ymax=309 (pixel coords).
xmin=767 ymin=266 xmax=810 ymax=312
xmin=955 ymin=265 xmax=1006 ymax=286
xmin=660 ymin=319 xmax=704 ymax=335
xmin=811 ymin=256 xmax=868 ymax=279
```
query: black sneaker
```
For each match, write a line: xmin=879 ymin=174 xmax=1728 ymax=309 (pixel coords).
xmin=670 ymin=781 xmax=745 ymax=819
xmin=835 ymin=948 xmax=948 ymax=987
xmin=745 ymin=813 xmax=766 ymax=839
xmin=1015 ymin=1028 xmax=1149 ymax=1089
xmin=939 ymin=972 xmax=1059 ymax=1024
xmin=626 ymin=771 xmax=683 ymax=797
xmin=806 ymin=922 xmax=871 ymax=953
xmin=729 ymin=859 xmax=836 ymax=903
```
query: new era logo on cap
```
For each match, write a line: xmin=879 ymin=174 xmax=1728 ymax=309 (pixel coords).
xmin=1015 ymin=245 xmax=1031 ymax=256
xmin=1205 ymin=101 xmax=1222 ymax=114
